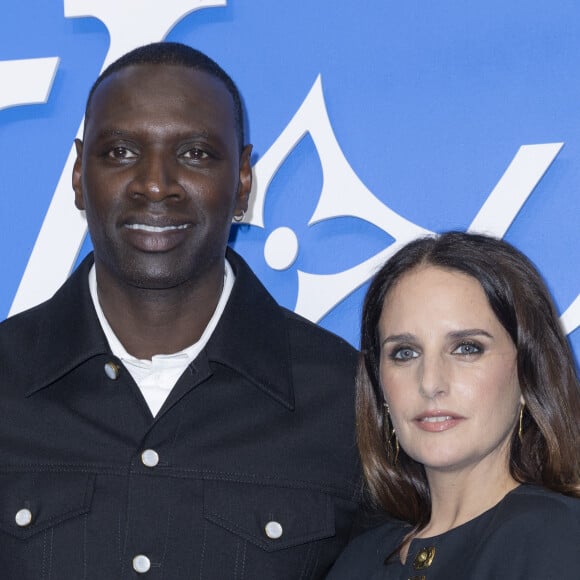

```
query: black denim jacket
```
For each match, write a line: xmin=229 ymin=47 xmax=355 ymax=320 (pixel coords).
xmin=0 ymin=249 xmax=361 ymax=579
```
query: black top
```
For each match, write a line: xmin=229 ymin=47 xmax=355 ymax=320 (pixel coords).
xmin=327 ymin=485 xmax=580 ymax=579
xmin=0 ymin=249 xmax=361 ymax=579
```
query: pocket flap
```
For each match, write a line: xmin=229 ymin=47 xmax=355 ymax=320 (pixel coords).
xmin=204 ymin=480 xmax=335 ymax=551
xmin=0 ymin=472 xmax=95 ymax=539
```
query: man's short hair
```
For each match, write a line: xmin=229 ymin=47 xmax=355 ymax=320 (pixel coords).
xmin=84 ymin=42 xmax=245 ymax=149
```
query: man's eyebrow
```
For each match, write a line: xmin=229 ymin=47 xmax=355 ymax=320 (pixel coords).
xmin=95 ymin=128 xmax=134 ymax=139
xmin=95 ymin=128 xmax=215 ymax=140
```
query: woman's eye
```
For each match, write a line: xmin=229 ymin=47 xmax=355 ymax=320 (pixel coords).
xmin=453 ymin=342 xmax=481 ymax=355
xmin=392 ymin=347 xmax=418 ymax=361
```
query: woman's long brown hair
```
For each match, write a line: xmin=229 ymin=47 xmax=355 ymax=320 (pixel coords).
xmin=357 ymin=232 xmax=580 ymax=535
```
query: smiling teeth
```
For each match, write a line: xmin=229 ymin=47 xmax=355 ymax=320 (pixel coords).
xmin=126 ymin=224 xmax=189 ymax=232
xmin=422 ymin=416 xmax=453 ymax=423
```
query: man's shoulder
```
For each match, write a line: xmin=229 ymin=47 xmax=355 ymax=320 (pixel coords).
xmin=281 ymin=306 xmax=358 ymax=357
xmin=226 ymin=247 xmax=359 ymax=364
xmin=1 ymin=254 xmax=92 ymax=328
xmin=0 ymin=296 xmax=52 ymax=341
xmin=0 ymin=297 xmax=60 ymax=388
xmin=0 ymin=256 xmax=94 ymax=365
xmin=1 ymin=275 xmax=83 ymax=332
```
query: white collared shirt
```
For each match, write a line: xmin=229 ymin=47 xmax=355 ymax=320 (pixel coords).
xmin=88 ymin=261 xmax=235 ymax=416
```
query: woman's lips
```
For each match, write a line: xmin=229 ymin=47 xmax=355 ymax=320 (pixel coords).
xmin=414 ymin=412 xmax=464 ymax=432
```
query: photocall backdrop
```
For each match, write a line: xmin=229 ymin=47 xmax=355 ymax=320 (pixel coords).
xmin=1 ymin=1 xmax=579 ymax=363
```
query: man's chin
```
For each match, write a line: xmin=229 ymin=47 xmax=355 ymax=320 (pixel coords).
xmin=125 ymin=270 xmax=190 ymax=291
xmin=95 ymin=247 xmax=223 ymax=292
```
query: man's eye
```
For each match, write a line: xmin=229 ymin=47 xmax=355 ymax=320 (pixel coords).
xmin=182 ymin=148 xmax=209 ymax=160
xmin=453 ymin=342 xmax=481 ymax=355
xmin=392 ymin=347 xmax=418 ymax=361
xmin=107 ymin=146 xmax=137 ymax=159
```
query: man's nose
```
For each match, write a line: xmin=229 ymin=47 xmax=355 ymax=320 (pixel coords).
xmin=131 ymin=153 xmax=184 ymax=201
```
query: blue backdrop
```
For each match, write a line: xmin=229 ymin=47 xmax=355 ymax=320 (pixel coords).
xmin=1 ymin=0 xmax=578 ymax=362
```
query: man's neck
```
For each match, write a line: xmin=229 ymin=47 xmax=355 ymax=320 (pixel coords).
xmin=93 ymin=263 xmax=226 ymax=360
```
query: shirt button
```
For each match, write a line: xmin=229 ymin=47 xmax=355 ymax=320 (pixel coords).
xmin=132 ymin=554 xmax=151 ymax=574
xmin=104 ymin=362 xmax=120 ymax=380
xmin=141 ymin=449 xmax=159 ymax=467
xmin=15 ymin=508 xmax=33 ymax=527
xmin=264 ymin=520 xmax=283 ymax=539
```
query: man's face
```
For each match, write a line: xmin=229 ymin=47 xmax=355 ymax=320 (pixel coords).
xmin=73 ymin=64 xmax=252 ymax=291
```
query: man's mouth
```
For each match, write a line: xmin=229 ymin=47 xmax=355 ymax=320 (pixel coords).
xmin=125 ymin=224 xmax=190 ymax=233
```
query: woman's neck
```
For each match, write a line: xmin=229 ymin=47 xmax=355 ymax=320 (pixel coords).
xmin=399 ymin=455 xmax=519 ymax=564
xmin=418 ymin=470 xmax=519 ymax=538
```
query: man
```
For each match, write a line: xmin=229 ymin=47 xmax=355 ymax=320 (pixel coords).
xmin=0 ymin=43 xmax=361 ymax=578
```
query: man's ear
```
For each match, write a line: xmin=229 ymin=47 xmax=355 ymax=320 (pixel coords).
xmin=235 ymin=144 xmax=253 ymax=214
xmin=72 ymin=138 xmax=85 ymax=210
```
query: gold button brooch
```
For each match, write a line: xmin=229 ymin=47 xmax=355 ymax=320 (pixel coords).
xmin=413 ymin=546 xmax=436 ymax=570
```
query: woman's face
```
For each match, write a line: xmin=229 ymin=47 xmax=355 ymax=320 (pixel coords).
xmin=378 ymin=265 xmax=522 ymax=478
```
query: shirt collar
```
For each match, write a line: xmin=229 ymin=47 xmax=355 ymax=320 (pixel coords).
xmin=88 ymin=258 xmax=235 ymax=365
xmin=21 ymin=250 xmax=294 ymax=410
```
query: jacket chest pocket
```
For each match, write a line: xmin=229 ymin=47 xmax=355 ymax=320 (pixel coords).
xmin=0 ymin=471 xmax=95 ymax=578
xmin=202 ymin=480 xmax=335 ymax=579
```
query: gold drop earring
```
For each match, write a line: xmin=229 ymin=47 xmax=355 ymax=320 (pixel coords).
xmin=383 ymin=402 xmax=400 ymax=464
xmin=518 ymin=403 xmax=525 ymax=443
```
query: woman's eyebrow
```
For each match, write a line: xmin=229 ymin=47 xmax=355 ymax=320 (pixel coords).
xmin=381 ymin=333 xmax=415 ymax=346
xmin=447 ymin=329 xmax=493 ymax=340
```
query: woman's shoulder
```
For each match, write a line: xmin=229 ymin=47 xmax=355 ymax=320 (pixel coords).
xmin=470 ymin=485 xmax=580 ymax=578
xmin=499 ymin=484 xmax=580 ymax=524
xmin=326 ymin=517 xmax=409 ymax=579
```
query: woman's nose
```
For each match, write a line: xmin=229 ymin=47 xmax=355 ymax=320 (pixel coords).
xmin=418 ymin=354 xmax=448 ymax=399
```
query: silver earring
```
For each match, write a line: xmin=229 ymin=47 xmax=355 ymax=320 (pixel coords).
xmin=232 ymin=211 xmax=245 ymax=223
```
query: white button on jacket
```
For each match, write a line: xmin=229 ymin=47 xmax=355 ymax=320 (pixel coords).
xmin=132 ymin=554 xmax=151 ymax=574
xmin=265 ymin=520 xmax=283 ymax=539
xmin=141 ymin=449 xmax=160 ymax=467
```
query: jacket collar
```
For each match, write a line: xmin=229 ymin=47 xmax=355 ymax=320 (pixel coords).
xmin=207 ymin=248 xmax=294 ymax=410
xmin=22 ymin=254 xmax=110 ymax=395
xmin=22 ymin=249 xmax=294 ymax=410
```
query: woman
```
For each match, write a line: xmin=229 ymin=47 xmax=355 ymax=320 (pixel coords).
xmin=328 ymin=231 xmax=580 ymax=579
